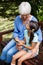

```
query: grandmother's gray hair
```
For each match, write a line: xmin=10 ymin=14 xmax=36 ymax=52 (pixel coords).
xmin=19 ymin=2 xmax=31 ymax=15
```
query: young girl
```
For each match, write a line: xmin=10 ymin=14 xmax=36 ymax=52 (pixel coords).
xmin=11 ymin=21 xmax=40 ymax=65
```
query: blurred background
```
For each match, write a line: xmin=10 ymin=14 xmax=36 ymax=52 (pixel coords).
xmin=0 ymin=0 xmax=43 ymax=42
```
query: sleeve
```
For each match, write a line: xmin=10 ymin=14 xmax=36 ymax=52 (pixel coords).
xmin=31 ymin=16 xmax=42 ymax=43
xmin=13 ymin=19 xmax=18 ymax=38
xmin=36 ymin=28 xmax=42 ymax=43
xmin=32 ymin=16 xmax=38 ymax=22
xmin=32 ymin=33 xmax=38 ymax=42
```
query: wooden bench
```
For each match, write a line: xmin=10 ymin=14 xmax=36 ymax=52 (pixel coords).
xmin=0 ymin=22 xmax=43 ymax=65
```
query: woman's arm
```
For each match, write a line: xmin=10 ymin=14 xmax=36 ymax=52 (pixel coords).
xmin=13 ymin=18 xmax=25 ymax=44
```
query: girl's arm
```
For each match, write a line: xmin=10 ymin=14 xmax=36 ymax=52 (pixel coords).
xmin=22 ymin=33 xmax=39 ymax=50
xmin=17 ymin=38 xmax=26 ymax=46
xmin=23 ymin=42 xmax=36 ymax=50
xmin=32 ymin=42 xmax=40 ymax=53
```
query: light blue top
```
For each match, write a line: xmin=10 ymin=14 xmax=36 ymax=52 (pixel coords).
xmin=24 ymin=29 xmax=38 ymax=46
xmin=24 ymin=29 xmax=39 ymax=55
xmin=13 ymin=15 xmax=42 ymax=42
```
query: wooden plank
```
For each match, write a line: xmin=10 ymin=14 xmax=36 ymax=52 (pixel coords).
xmin=0 ymin=36 xmax=2 ymax=42
xmin=23 ymin=60 xmax=33 ymax=65
xmin=0 ymin=29 xmax=14 ymax=36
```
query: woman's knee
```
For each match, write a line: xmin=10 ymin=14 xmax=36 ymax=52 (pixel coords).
xmin=7 ymin=50 xmax=13 ymax=57
xmin=9 ymin=39 xmax=16 ymax=45
xmin=2 ymin=48 xmax=7 ymax=54
xmin=7 ymin=39 xmax=16 ymax=47
xmin=7 ymin=47 xmax=18 ymax=57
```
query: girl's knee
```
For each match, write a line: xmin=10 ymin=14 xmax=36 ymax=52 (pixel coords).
xmin=18 ymin=59 xmax=23 ymax=63
xmin=11 ymin=55 xmax=16 ymax=63
xmin=12 ymin=55 xmax=17 ymax=60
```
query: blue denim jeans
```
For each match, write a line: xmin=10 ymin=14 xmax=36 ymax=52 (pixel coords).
xmin=1 ymin=39 xmax=19 ymax=63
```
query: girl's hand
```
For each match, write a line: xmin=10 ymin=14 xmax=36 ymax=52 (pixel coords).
xmin=18 ymin=40 xmax=25 ymax=44
xmin=17 ymin=43 xmax=24 ymax=46
xmin=16 ymin=44 xmax=22 ymax=50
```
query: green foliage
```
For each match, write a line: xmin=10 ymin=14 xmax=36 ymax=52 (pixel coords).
xmin=0 ymin=2 xmax=19 ymax=18
xmin=0 ymin=0 xmax=43 ymax=21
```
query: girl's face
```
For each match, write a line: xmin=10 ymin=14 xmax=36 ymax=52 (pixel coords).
xmin=26 ymin=24 xmax=30 ymax=30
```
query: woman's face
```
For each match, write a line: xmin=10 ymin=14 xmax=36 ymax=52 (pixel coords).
xmin=21 ymin=14 xmax=29 ymax=21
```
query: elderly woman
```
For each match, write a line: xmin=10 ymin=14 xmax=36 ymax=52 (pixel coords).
xmin=1 ymin=2 xmax=42 ymax=63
